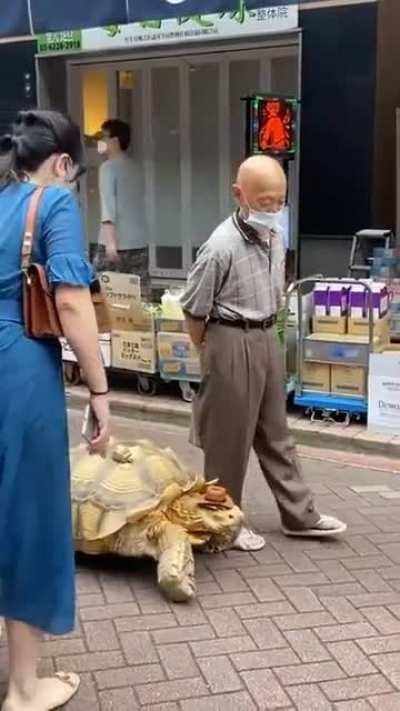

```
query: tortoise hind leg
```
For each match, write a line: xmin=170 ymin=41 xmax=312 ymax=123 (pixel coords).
xmin=155 ymin=523 xmax=196 ymax=602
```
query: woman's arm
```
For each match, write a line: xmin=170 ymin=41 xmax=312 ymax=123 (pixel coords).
xmin=55 ymin=285 xmax=109 ymax=452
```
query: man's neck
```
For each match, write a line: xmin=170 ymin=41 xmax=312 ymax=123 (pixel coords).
xmin=108 ymin=147 xmax=124 ymax=160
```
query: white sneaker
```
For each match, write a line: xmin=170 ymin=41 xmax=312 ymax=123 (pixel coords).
xmin=231 ymin=527 xmax=266 ymax=551
xmin=282 ymin=514 xmax=347 ymax=538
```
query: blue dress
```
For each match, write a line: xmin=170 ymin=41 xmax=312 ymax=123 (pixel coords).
xmin=0 ymin=182 xmax=93 ymax=635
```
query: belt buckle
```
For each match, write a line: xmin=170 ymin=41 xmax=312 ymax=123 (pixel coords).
xmin=261 ymin=318 xmax=269 ymax=330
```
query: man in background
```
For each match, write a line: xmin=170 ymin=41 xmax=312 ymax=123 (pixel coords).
xmin=95 ymin=119 xmax=149 ymax=296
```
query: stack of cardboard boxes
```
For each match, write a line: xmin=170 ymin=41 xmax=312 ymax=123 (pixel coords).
xmin=302 ymin=281 xmax=390 ymax=398
xmin=101 ymin=272 xmax=157 ymax=374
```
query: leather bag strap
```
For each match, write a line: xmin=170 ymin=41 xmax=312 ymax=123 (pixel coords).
xmin=21 ymin=186 xmax=45 ymax=269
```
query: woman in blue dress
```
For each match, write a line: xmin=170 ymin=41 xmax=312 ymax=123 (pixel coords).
xmin=0 ymin=111 xmax=110 ymax=710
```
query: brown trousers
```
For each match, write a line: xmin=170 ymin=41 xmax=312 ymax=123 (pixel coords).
xmin=191 ymin=323 xmax=319 ymax=531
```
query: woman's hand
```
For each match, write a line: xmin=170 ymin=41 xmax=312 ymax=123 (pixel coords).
xmin=89 ymin=393 xmax=110 ymax=456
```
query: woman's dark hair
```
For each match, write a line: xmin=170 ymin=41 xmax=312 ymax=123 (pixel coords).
xmin=102 ymin=119 xmax=131 ymax=152
xmin=0 ymin=110 xmax=84 ymax=184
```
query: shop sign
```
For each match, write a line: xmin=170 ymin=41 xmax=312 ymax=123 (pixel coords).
xmin=368 ymin=352 xmax=400 ymax=433
xmin=36 ymin=3 xmax=298 ymax=54
xmin=37 ymin=31 xmax=82 ymax=54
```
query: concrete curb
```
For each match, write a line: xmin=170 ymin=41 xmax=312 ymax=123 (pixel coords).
xmin=66 ymin=386 xmax=400 ymax=460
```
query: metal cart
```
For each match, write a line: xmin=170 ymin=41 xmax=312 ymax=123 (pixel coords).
xmin=291 ymin=277 xmax=376 ymax=424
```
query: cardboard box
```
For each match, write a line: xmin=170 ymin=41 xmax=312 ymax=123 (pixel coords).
xmin=112 ymin=331 xmax=157 ymax=374
xmin=156 ymin=318 xmax=187 ymax=334
xmin=110 ymin=303 xmax=155 ymax=333
xmin=157 ymin=332 xmax=198 ymax=361
xmin=348 ymin=315 xmax=390 ymax=341
xmin=313 ymin=316 xmax=347 ymax=335
xmin=302 ymin=362 xmax=330 ymax=392
xmin=349 ymin=282 xmax=389 ymax=320
xmin=100 ymin=272 xmax=141 ymax=307
xmin=61 ymin=335 xmax=111 ymax=368
xmin=368 ymin=352 xmax=400 ymax=432
xmin=159 ymin=358 xmax=201 ymax=380
xmin=331 ymin=365 xmax=365 ymax=397
xmin=304 ymin=332 xmax=384 ymax=367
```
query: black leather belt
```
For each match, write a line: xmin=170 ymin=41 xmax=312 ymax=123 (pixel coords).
xmin=209 ymin=315 xmax=277 ymax=330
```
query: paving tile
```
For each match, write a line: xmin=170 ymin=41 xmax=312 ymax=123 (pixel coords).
xmin=172 ymin=602 xmax=207 ymax=626
xmin=242 ymin=618 xmax=286 ymax=650
xmin=56 ymin=652 xmax=125 ymax=673
xmin=317 ymin=560 xmax=356 ymax=583
xmin=241 ymin=669 xmax=290 ymax=709
xmin=358 ymin=634 xmax=400 ymax=655
xmin=274 ymin=611 xmax=336 ymax=631
xmin=352 ymin=570 xmax=393 ymax=593
xmin=200 ymin=592 xmax=256 ymax=609
xmin=362 ymin=606 xmax=400 ymax=634
xmin=231 ymin=648 xmax=299 ymax=671
xmin=235 ymin=601 xmax=295 ymax=619
xmin=321 ymin=675 xmax=393 ymax=701
xmin=284 ymin=629 xmax=331 ymax=662
xmin=153 ymin=625 xmax=215 ymax=645
xmin=316 ymin=623 xmax=378 ymax=643
xmin=80 ymin=603 xmax=140 ymax=621
xmin=191 ymin=635 xmax=256 ymax=658
xmin=83 ymin=621 xmax=119 ymax=652
xmin=327 ymin=641 xmax=377 ymax=676
xmin=136 ymin=678 xmax=209 ymax=705
xmin=369 ymin=692 xmax=400 ymax=710
xmin=67 ymin=673 xmax=100 ymax=711
xmin=273 ymin=573 xmax=328 ymax=587
xmin=120 ymin=632 xmax=158 ymax=665
xmin=246 ymin=577 xmax=285 ymax=602
xmin=335 ymin=701 xmax=373 ymax=710
xmin=206 ymin=608 xmax=246 ymax=637
xmin=95 ymin=665 xmax=164 ymax=690
xmin=283 ymin=587 xmax=323 ymax=612
xmin=158 ymin=644 xmax=199 ymax=680
xmin=198 ymin=656 xmax=243 ymax=693
xmin=180 ymin=691 xmax=256 ymax=711
xmin=115 ymin=613 xmax=176 ymax=633
xmin=344 ymin=556 xmax=392 ymax=571
xmin=212 ymin=569 xmax=248 ymax=593
xmin=99 ymin=687 xmax=138 ymax=710
xmin=287 ymin=683 xmax=333 ymax=710
xmin=319 ymin=597 xmax=363 ymax=623
xmin=275 ymin=661 xmax=345 ymax=685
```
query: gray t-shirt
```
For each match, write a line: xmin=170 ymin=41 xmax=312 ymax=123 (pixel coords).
xmin=99 ymin=155 xmax=146 ymax=251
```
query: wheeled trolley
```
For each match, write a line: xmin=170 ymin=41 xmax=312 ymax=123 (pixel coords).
xmin=291 ymin=277 xmax=377 ymax=423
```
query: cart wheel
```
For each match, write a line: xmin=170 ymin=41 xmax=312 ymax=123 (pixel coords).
xmin=179 ymin=381 xmax=193 ymax=403
xmin=137 ymin=375 xmax=157 ymax=396
xmin=64 ymin=363 xmax=81 ymax=386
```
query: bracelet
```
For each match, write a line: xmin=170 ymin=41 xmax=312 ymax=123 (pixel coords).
xmin=89 ymin=389 xmax=109 ymax=396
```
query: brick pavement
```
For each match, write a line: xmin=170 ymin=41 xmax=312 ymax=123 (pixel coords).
xmin=1 ymin=415 xmax=400 ymax=710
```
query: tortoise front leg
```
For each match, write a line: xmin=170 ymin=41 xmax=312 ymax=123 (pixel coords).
xmin=154 ymin=521 xmax=196 ymax=602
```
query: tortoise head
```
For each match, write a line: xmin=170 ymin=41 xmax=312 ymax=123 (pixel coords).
xmin=171 ymin=484 xmax=244 ymax=551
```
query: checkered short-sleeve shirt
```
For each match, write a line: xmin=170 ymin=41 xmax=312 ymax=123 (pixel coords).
xmin=181 ymin=212 xmax=285 ymax=321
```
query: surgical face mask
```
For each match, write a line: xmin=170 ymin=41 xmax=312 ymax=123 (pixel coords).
xmin=245 ymin=207 xmax=283 ymax=233
xmin=97 ymin=140 xmax=108 ymax=155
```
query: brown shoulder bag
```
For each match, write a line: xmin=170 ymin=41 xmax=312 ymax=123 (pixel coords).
xmin=22 ymin=187 xmax=111 ymax=339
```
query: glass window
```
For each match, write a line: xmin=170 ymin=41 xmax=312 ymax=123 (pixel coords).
xmin=151 ymin=66 xmax=182 ymax=270
xmin=189 ymin=62 xmax=221 ymax=257
xmin=82 ymin=69 xmax=108 ymax=137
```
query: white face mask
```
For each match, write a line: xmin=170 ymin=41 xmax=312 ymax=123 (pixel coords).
xmin=245 ymin=207 xmax=283 ymax=233
xmin=97 ymin=140 xmax=108 ymax=155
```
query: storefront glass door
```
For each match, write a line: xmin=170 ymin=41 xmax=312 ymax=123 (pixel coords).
xmin=69 ymin=45 xmax=299 ymax=280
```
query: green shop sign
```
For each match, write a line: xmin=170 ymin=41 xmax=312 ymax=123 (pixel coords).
xmin=37 ymin=30 xmax=82 ymax=54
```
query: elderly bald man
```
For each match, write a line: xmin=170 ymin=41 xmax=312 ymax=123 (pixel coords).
xmin=181 ymin=156 xmax=346 ymax=551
